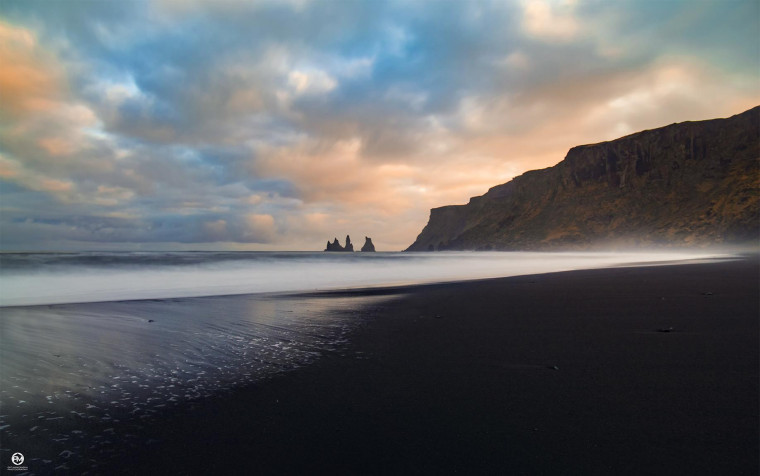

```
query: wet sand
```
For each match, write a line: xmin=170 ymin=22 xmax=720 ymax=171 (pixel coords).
xmin=108 ymin=257 xmax=757 ymax=474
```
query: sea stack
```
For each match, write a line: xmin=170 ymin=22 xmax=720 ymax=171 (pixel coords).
xmin=325 ymin=238 xmax=345 ymax=252
xmin=361 ymin=237 xmax=376 ymax=252
xmin=324 ymin=236 xmax=356 ymax=252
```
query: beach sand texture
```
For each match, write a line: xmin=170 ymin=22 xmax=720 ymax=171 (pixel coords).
xmin=112 ymin=256 xmax=759 ymax=475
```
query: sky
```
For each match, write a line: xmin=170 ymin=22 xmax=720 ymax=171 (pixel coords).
xmin=0 ymin=0 xmax=758 ymax=251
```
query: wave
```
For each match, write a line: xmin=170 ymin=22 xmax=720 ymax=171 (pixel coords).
xmin=0 ymin=251 xmax=729 ymax=307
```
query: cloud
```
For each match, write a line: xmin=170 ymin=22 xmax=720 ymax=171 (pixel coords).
xmin=288 ymin=69 xmax=337 ymax=96
xmin=0 ymin=0 xmax=757 ymax=251
xmin=242 ymin=213 xmax=276 ymax=242
xmin=521 ymin=0 xmax=580 ymax=42
xmin=0 ymin=21 xmax=65 ymax=119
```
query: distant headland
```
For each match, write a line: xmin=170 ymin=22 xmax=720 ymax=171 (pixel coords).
xmin=407 ymin=106 xmax=759 ymax=251
xmin=325 ymin=235 xmax=375 ymax=252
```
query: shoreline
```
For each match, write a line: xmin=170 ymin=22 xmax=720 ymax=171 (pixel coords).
xmin=289 ymin=254 xmax=747 ymax=299
xmin=0 ymin=250 xmax=734 ymax=308
xmin=111 ymin=256 xmax=759 ymax=475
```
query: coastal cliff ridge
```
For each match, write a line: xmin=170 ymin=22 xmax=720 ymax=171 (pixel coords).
xmin=406 ymin=107 xmax=759 ymax=251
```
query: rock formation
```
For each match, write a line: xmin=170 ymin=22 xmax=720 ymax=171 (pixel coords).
xmin=406 ymin=106 xmax=759 ymax=251
xmin=361 ymin=237 xmax=376 ymax=252
xmin=325 ymin=238 xmax=345 ymax=252
xmin=324 ymin=235 xmax=356 ymax=252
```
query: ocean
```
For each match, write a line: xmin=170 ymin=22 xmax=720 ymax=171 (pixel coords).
xmin=0 ymin=250 xmax=730 ymax=471
xmin=0 ymin=250 xmax=726 ymax=307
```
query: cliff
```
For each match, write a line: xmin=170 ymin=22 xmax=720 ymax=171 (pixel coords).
xmin=406 ymin=107 xmax=759 ymax=251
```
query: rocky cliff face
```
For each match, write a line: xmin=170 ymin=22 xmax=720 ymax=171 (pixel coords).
xmin=407 ymin=107 xmax=759 ymax=251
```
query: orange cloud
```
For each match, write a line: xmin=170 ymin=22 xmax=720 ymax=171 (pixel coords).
xmin=38 ymin=137 xmax=77 ymax=157
xmin=243 ymin=213 xmax=276 ymax=242
xmin=38 ymin=178 xmax=74 ymax=193
xmin=0 ymin=21 xmax=65 ymax=119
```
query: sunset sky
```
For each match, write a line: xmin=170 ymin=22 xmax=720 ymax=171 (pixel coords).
xmin=1 ymin=0 xmax=758 ymax=251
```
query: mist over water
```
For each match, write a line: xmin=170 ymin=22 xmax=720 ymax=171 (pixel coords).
xmin=0 ymin=250 xmax=732 ymax=307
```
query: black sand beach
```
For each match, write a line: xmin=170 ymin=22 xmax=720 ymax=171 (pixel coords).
xmin=98 ymin=256 xmax=759 ymax=476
